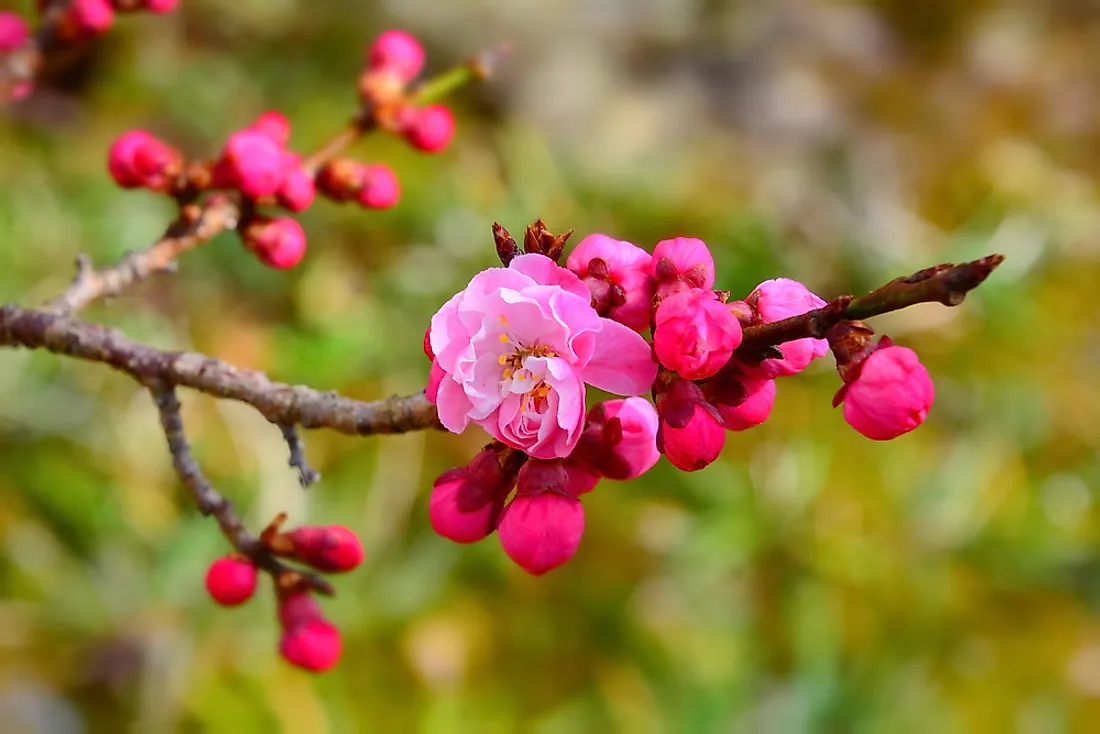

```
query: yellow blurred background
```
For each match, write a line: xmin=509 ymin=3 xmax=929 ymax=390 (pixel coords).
xmin=2 ymin=0 xmax=1100 ymax=731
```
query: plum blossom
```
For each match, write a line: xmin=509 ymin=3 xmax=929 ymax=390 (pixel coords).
xmin=429 ymin=254 xmax=657 ymax=459
xmin=836 ymin=339 xmax=934 ymax=440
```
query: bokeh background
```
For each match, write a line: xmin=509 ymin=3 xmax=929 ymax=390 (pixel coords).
xmin=1 ymin=0 xmax=1099 ymax=732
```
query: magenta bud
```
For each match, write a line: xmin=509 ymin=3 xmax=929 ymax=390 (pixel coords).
xmin=287 ymin=525 xmax=364 ymax=573
xmin=649 ymin=237 xmax=716 ymax=291
xmin=402 ymin=104 xmax=456 ymax=153
xmin=279 ymin=617 xmax=342 ymax=672
xmin=497 ymin=492 xmax=585 ymax=575
xmin=429 ymin=448 xmax=516 ymax=543
xmin=836 ymin=341 xmax=934 ymax=440
xmin=653 ymin=288 xmax=742 ymax=380
xmin=204 ymin=556 xmax=258 ymax=607
xmin=565 ymin=234 xmax=655 ymax=331
xmin=241 ymin=216 xmax=307 ymax=269
xmin=367 ymin=30 xmax=425 ymax=82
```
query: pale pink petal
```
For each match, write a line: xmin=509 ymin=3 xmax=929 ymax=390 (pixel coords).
xmin=583 ymin=319 xmax=658 ymax=396
xmin=509 ymin=253 xmax=592 ymax=301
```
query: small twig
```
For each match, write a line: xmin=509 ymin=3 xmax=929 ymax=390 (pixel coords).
xmin=44 ymin=197 xmax=241 ymax=315
xmin=150 ymin=382 xmax=333 ymax=595
xmin=735 ymin=254 xmax=1005 ymax=359
xmin=279 ymin=423 xmax=321 ymax=487
xmin=0 ymin=304 xmax=443 ymax=435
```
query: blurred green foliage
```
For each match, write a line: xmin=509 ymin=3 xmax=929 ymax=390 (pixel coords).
xmin=2 ymin=1 xmax=1100 ymax=732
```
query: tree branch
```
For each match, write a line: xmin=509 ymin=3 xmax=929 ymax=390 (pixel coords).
xmin=0 ymin=304 xmax=442 ymax=435
xmin=735 ymin=254 xmax=1005 ymax=359
xmin=150 ymin=383 xmax=333 ymax=595
xmin=44 ymin=196 xmax=242 ymax=315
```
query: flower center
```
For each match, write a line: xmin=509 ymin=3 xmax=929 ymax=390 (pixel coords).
xmin=497 ymin=336 xmax=558 ymax=411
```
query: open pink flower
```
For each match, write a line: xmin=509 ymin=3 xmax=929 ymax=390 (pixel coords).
xmin=429 ymin=254 xmax=657 ymax=459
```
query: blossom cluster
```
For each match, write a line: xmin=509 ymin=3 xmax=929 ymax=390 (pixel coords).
xmin=1 ymin=3 xmax=177 ymax=101
xmin=204 ymin=522 xmax=364 ymax=672
xmin=425 ymin=229 xmax=935 ymax=575
xmin=103 ymin=30 xmax=454 ymax=269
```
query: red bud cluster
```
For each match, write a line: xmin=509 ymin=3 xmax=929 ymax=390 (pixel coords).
xmin=201 ymin=518 xmax=363 ymax=672
xmin=99 ymin=29 xmax=460 ymax=271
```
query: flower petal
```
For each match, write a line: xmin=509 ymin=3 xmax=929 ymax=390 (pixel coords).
xmin=584 ymin=319 xmax=658 ymax=395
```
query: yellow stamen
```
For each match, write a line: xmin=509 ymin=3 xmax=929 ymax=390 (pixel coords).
xmin=498 ymin=354 xmax=509 ymax=365
xmin=499 ymin=333 xmax=510 ymax=343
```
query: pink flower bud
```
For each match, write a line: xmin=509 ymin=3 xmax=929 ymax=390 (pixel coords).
xmin=429 ymin=448 xmax=516 ymax=543
xmin=573 ymin=398 xmax=659 ymax=480
xmin=141 ymin=0 xmax=180 ymax=13
xmin=280 ymin=618 xmax=342 ymax=672
xmin=277 ymin=167 xmax=316 ymax=212
xmin=287 ymin=525 xmax=364 ymax=573
xmin=367 ymin=30 xmax=425 ymax=82
xmin=69 ymin=0 xmax=114 ymax=37
xmin=248 ymin=111 xmax=291 ymax=147
xmin=565 ymin=234 xmax=656 ymax=331
xmin=650 ymin=237 xmax=715 ymax=294
xmin=739 ymin=278 xmax=829 ymax=379
xmin=498 ymin=492 xmax=585 ymax=575
xmin=402 ymin=104 xmax=455 ymax=153
xmin=711 ymin=377 xmax=776 ymax=431
xmin=277 ymin=592 xmax=323 ymax=629
xmin=107 ymin=130 xmax=180 ymax=190
xmin=357 ymin=164 xmax=401 ymax=209
xmin=204 ymin=557 xmax=257 ymax=606
xmin=221 ymin=129 xmax=286 ymax=198
xmin=0 ymin=12 xmax=29 ymax=52
xmin=836 ymin=342 xmax=934 ymax=440
xmin=653 ymin=289 xmax=742 ymax=380
xmin=241 ymin=217 xmax=307 ymax=269
xmin=656 ymin=379 xmax=725 ymax=472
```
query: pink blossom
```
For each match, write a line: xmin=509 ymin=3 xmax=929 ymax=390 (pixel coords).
xmin=498 ymin=492 xmax=585 ymax=575
xmin=276 ymin=592 xmax=342 ymax=671
xmin=429 ymin=254 xmax=657 ymax=459
xmin=221 ymin=129 xmax=286 ymax=198
xmin=204 ymin=557 xmax=257 ymax=606
xmin=429 ymin=448 xmax=516 ymax=543
xmin=141 ymin=0 xmax=180 ymax=13
xmin=287 ymin=526 xmax=364 ymax=572
xmin=403 ymin=104 xmax=455 ymax=153
xmin=565 ymin=234 xmax=655 ymax=331
xmin=107 ymin=130 xmax=179 ymax=190
xmin=357 ymin=164 xmax=401 ymax=209
xmin=653 ymin=289 xmax=742 ymax=380
xmin=277 ymin=168 xmax=315 ymax=213
xmin=249 ymin=111 xmax=291 ymax=147
xmin=0 ymin=12 xmax=29 ymax=52
xmin=713 ymin=377 xmax=776 ymax=431
xmin=573 ymin=398 xmax=659 ymax=480
xmin=279 ymin=618 xmax=342 ymax=672
xmin=837 ymin=342 xmax=934 ymax=440
xmin=69 ymin=0 xmax=114 ymax=36
xmin=242 ymin=217 xmax=307 ymax=269
xmin=368 ymin=30 xmax=425 ymax=82
xmin=740 ymin=278 xmax=829 ymax=379
xmin=656 ymin=379 xmax=725 ymax=472
xmin=650 ymin=237 xmax=715 ymax=295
